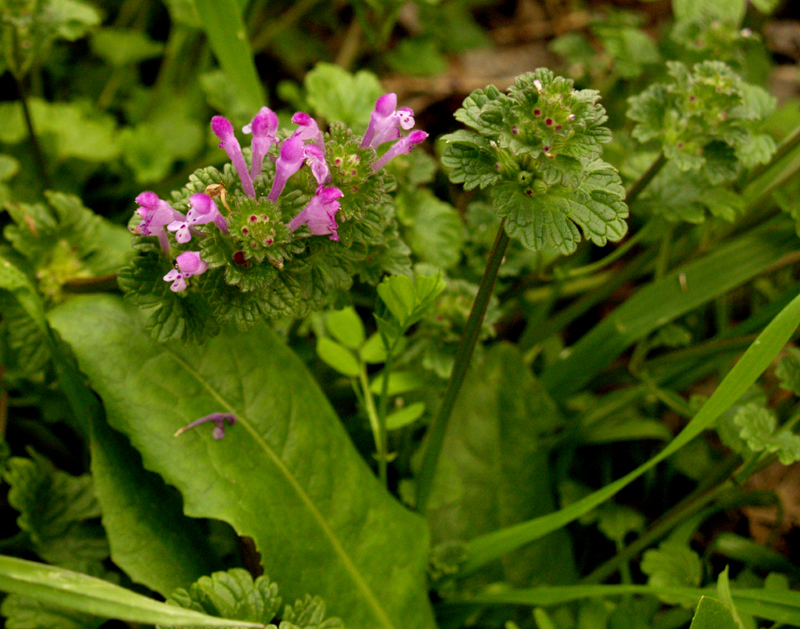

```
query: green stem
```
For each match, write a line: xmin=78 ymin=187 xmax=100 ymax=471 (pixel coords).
xmin=626 ymin=153 xmax=667 ymax=206
xmin=251 ymin=0 xmax=320 ymax=52
xmin=359 ymin=364 xmax=387 ymax=486
xmin=415 ymin=220 xmax=510 ymax=512
xmin=335 ymin=17 xmax=362 ymax=70
xmin=13 ymin=75 xmax=51 ymax=189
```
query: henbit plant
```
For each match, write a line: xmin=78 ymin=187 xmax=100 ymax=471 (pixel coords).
xmin=5 ymin=1 xmax=800 ymax=629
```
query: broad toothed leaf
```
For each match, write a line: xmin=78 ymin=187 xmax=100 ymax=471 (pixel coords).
xmin=775 ymin=347 xmax=800 ymax=397
xmin=440 ymin=130 xmax=501 ymax=191
xmin=628 ymin=60 xmax=776 ymax=181
xmin=494 ymin=159 xmax=628 ymax=254
xmin=734 ymin=403 xmax=800 ymax=465
xmin=453 ymin=85 xmax=504 ymax=133
xmin=4 ymin=451 xmax=108 ymax=571
xmin=166 ymin=569 xmax=282 ymax=626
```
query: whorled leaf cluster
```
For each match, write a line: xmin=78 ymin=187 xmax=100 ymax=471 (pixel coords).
xmin=441 ymin=68 xmax=629 ymax=255
xmin=628 ymin=60 xmax=776 ymax=183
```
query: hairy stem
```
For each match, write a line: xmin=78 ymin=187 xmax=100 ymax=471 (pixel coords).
xmin=251 ymin=0 xmax=320 ymax=52
xmin=416 ymin=220 xmax=510 ymax=512
xmin=14 ymin=75 xmax=51 ymax=189
xmin=626 ymin=153 xmax=667 ymax=206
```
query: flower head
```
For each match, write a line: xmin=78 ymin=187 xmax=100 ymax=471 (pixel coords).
xmin=371 ymin=130 xmax=428 ymax=171
xmin=361 ymin=93 xmax=415 ymax=149
xmin=174 ymin=412 xmax=236 ymax=440
xmin=243 ymin=107 xmax=279 ymax=180
xmin=167 ymin=193 xmax=228 ymax=244
xmin=133 ymin=191 xmax=186 ymax=254
xmin=288 ymin=186 xmax=343 ymax=241
xmin=212 ymin=116 xmax=256 ymax=199
xmin=163 ymin=251 xmax=208 ymax=292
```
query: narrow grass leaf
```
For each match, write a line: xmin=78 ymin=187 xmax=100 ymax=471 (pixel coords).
xmin=0 ymin=556 xmax=263 ymax=628
xmin=463 ymin=288 xmax=800 ymax=574
xmin=194 ymin=0 xmax=263 ymax=113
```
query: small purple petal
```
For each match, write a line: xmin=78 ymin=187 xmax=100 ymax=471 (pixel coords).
xmin=361 ymin=93 xmax=417 ymax=149
xmin=361 ymin=93 xmax=397 ymax=148
xmin=292 ymin=112 xmax=325 ymax=152
xmin=163 ymin=269 xmax=187 ymax=292
xmin=133 ymin=191 xmax=185 ymax=254
xmin=163 ymin=251 xmax=208 ymax=292
xmin=211 ymin=116 xmax=255 ymax=199
xmin=174 ymin=412 xmax=237 ymax=438
xmin=268 ymin=135 xmax=306 ymax=201
xmin=304 ymin=143 xmax=331 ymax=190
xmin=176 ymin=251 xmax=208 ymax=275
xmin=244 ymin=107 xmax=279 ymax=180
xmin=289 ymin=186 xmax=343 ymax=241
xmin=167 ymin=220 xmax=192 ymax=244
xmin=371 ymin=130 xmax=428 ymax=171
xmin=188 ymin=193 xmax=228 ymax=233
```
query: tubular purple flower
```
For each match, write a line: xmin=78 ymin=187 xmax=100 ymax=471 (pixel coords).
xmin=268 ymin=134 xmax=306 ymax=201
xmin=288 ymin=186 xmax=343 ymax=241
xmin=292 ymin=112 xmax=325 ymax=152
xmin=133 ymin=191 xmax=185 ymax=254
xmin=163 ymin=251 xmax=208 ymax=292
xmin=174 ymin=412 xmax=236 ymax=440
xmin=167 ymin=193 xmax=228 ymax=243
xmin=371 ymin=130 xmax=428 ymax=172
xmin=243 ymin=107 xmax=279 ymax=180
xmin=211 ymin=116 xmax=256 ymax=199
xmin=304 ymin=143 xmax=331 ymax=191
xmin=361 ymin=93 xmax=416 ymax=149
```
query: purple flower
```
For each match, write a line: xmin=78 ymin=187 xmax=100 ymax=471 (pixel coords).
xmin=163 ymin=251 xmax=208 ymax=292
xmin=243 ymin=107 xmax=279 ymax=180
xmin=361 ymin=93 xmax=415 ymax=149
xmin=211 ymin=116 xmax=256 ymax=199
xmin=288 ymin=186 xmax=343 ymax=241
xmin=268 ymin=134 xmax=306 ymax=201
xmin=292 ymin=112 xmax=325 ymax=152
xmin=133 ymin=191 xmax=186 ymax=254
xmin=167 ymin=193 xmax=228 ymax=243
xmin=174 ymin=412 xmax=236 ymax=440
xmin=371 ymin=130 xmax=428 ymax=171
xmin=304 ymin=143 xmax=331 ymax=191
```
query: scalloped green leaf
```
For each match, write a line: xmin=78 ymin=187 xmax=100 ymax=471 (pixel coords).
xmin=641 ymin=542 xmax=702 ymax=605
xmin=440 ymin=130 xmax=501 ymax=191
xmin=453 ymin=85 xmax=504 ymax=133
xmin=775 ymin=347 xmax=800 ymax=396
xmin=48 ymin=295 xmax=436 ymax=629
xmin=304 ymin=63 xmax=383 ymax=131
xmin=733 ymin=403 xmax=800 ymax=465
xmin=395 ymin=189 xmax=466 ymax=270
xmin=166 ymin=569 xmax=282 ymax=626
xmin=494 ymin=159 xmax=628 ymax=254
xmin=4 ymin=451 xmax=107 ymax=570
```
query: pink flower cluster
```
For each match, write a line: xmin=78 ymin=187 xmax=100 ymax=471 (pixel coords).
xmin=132 ymin=95 xmax=427 ymax=292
